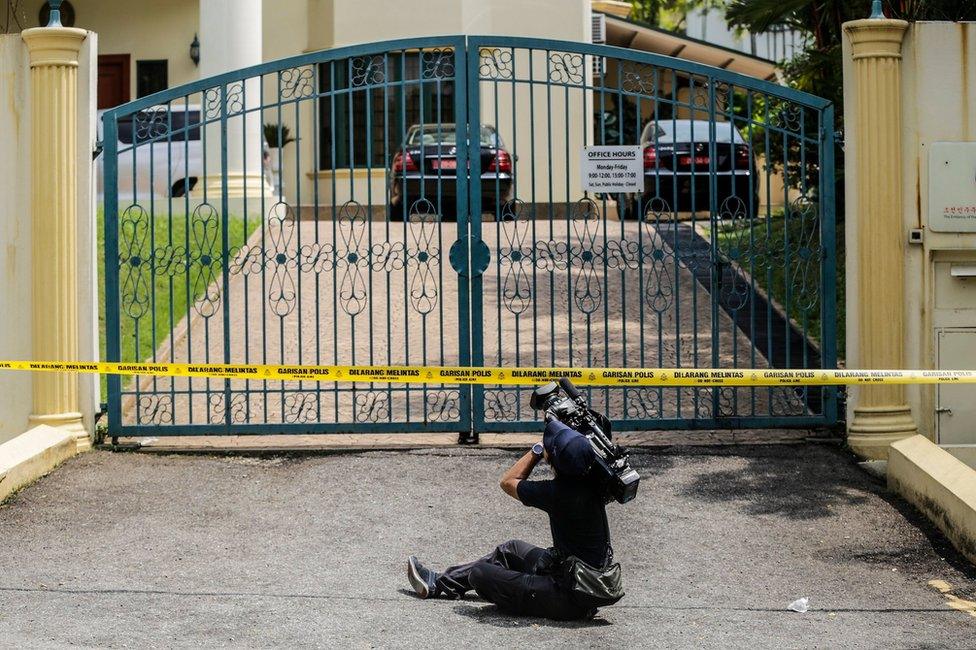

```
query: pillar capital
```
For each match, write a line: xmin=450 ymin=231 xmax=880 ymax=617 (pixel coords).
xmin=844 ymin=19 xmax=908 ymax=60
xmin=21 ymin=26 xmax=87 ymax=68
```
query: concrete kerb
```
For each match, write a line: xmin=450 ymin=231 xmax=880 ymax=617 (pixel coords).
xmin=0 ymin=425 xmax=80 ymax=504
xmin=888 ymin=435 xmax=976 ymax=565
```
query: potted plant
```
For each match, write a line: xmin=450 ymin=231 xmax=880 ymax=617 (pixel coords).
xmin=263 ymin=122 xmax=296 ymax=197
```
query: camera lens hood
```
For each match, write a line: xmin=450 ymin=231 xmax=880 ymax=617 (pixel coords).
xmin=529 ymin=382 xmax=560 ymax=410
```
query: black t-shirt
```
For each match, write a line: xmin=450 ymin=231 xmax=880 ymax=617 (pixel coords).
xmin=516 ymin=476 xmax=610 ymax=568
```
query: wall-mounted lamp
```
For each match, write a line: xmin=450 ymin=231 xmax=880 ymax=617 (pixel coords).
xmin=190 ymin=34 xmax=200 ymax=66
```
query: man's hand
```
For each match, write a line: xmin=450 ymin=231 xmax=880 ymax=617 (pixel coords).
xmin=499 ymin=446 xmax=543 ymax=500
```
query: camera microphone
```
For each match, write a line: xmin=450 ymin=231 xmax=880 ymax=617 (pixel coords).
xmin=558 ymin=377 xmax=582 ymax=400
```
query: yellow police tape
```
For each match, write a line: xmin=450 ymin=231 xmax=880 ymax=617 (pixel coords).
xmin=1 ymin=360 xmax=976 ymax=387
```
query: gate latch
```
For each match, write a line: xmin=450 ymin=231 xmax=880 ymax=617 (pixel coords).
xmin=449 ymin=236 xmax=491 ymax=277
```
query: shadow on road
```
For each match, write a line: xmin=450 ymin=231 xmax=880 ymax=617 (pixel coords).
xmin=396 ymin=588 xmax=613 ymax=628
xmin=451 ymin=603 xmax=612 ymax=629
xmin=673 ymin=445 xmax=869 ymax=520
xmin=842 ymin=490 xmax=976 ymax=592
xmin=395 ymin=587 xmax=484 ymax=603
xmin=662 ymin=444 xmax=976 ymax=597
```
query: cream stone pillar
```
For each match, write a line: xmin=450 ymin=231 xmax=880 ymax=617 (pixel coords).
xmin=196 ymin=0 xmax=270 ymax=204
xmin=22 ymin=24 xmax=90 ymax=451
xmin=844 ymin=15 xmax=916 ymax=460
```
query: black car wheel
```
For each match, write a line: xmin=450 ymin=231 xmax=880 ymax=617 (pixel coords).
xmin=388 ymin=203 xmax=405 ymax=222
xmin=171 ymin=177 xmax=198 ymax=198
xmin=621 ymin=197 xmax=639 ymax=221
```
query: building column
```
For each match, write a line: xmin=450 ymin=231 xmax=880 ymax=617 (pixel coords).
xmin=843 ymin=16 xmax=916 ymax=460
xmin=21 ymin=25 xmax=90 ymax=451
xmin=196 ymin=0 xmax=270 ymax=204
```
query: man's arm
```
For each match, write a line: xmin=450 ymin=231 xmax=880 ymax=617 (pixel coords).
xmin=499 ymin=449 xmax=542 ymax=499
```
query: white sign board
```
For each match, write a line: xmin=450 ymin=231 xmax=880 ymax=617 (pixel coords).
xmin=929 ymin=142 xmax=976 ymax=233
xmin=581 ymin=146 xmax=642 ymax=193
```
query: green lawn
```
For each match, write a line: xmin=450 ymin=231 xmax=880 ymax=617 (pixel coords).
xmin=713 ymin=210 xmax=846 ymax=362
xmin=97 ymin=208 xmax=259 ymax=398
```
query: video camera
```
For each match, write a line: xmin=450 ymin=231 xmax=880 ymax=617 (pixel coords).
xmin=529 ymin=377 xmax=640 ymax=504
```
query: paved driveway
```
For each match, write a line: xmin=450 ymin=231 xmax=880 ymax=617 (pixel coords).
xmin=123 ymin=218 xmax=785 ymax=429
xmin=1 ymin=443 xmax=974 ymax=648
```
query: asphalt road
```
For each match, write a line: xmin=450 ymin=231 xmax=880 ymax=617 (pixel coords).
xmin=1 ymin=443 xmax=975 ymax=648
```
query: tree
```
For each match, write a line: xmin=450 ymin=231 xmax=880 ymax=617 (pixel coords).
xmin=725 ymin=0 xmax=976 ymax=119
xmin=723 ymin=0 xmax=976 ymax=207
xmin=630 ymin=0 xmax=722 ymax=30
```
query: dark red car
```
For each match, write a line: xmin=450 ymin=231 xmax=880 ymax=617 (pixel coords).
xmin=389 ymin=123 xmax=514 ymax=221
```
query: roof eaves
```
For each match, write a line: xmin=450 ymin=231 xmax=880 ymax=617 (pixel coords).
xmin=598 ymin=11 xmax=781 ymax=68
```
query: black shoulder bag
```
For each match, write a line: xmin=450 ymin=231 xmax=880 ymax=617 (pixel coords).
xmin=557 ymin=509 xmax=625 ymax=607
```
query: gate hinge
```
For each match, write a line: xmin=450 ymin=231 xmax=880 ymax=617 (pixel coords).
xmin=92 ymin=140 xmax=104 ymax=160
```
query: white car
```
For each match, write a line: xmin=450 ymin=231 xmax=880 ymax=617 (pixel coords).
xmin=96 ymin=104 xmax=203 ymax=201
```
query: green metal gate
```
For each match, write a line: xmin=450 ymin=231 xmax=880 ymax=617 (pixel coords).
xmin=103 ymin=36 xmax=836 ymax=438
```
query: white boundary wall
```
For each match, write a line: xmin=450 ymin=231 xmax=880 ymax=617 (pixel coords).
xmin=0 ymin=35 xmax=33 ymax=444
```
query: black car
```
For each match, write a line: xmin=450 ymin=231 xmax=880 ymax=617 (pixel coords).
xmin=625 ymin=119 xmax=758 ymax=219
xmin=388 ymin=123 xmax=514 ymax=221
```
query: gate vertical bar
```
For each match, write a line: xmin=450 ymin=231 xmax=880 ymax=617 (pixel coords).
xmin=707 ymin=75 xmax=720 ymax=419
xmin=104 ymin=115 xmax=121 ymax=438
xmin=820 ymin=104 xmax=839 ymax=424
xmin=455 ymin=38 xmax=474 ymax=439
xmin=220 ymin=83 xmax=232 ymax=432
xmin=466 ymin=39 xmax=486 ymax=436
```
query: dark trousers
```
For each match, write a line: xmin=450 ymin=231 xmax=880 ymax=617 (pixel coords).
xmin=435 ymin=539 xmax=594 ymax=621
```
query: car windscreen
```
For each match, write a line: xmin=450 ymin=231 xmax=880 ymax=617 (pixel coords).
xmin=644 ymin=121 xmax=744 ymax=144
xmin=406 ymin=125 xmax=498 ymax=147
xmin=117 ymin=109 xmax=201 ymax=144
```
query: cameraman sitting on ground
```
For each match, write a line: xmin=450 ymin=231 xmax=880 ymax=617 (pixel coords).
xmin=406 ymin=420 xmax=616 ymax=620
